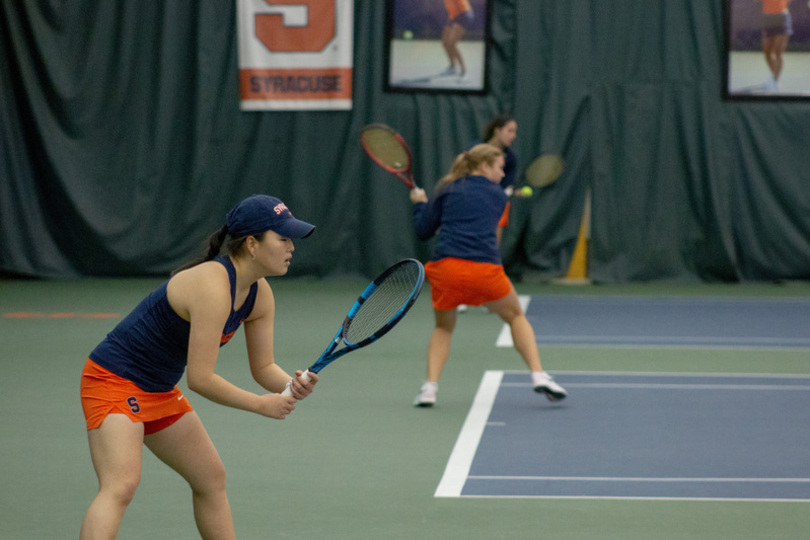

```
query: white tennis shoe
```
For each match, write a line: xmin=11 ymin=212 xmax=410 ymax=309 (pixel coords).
xmin=414 ymin=382 xmax=438 ymax=407
xmin=532 ymin=371 xmax=567 ymax=401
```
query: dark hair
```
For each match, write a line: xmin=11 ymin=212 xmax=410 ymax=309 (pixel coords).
xmin=171 ymin=226 xmax=265 ymax=275
xmin=437 ymin=143 xmax=504 ymax=189
xmin=482 ymin=113 xmax=515 ymax=143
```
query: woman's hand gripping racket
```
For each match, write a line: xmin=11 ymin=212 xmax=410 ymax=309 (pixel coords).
xmin=282 ymin=259 xmax=425 ymax=396
xmin=360 ymin=123 xmax=418 ymax=190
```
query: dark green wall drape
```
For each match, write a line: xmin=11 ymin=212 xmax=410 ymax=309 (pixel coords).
xmin=2 ymin=0 xmax=810 ymax=282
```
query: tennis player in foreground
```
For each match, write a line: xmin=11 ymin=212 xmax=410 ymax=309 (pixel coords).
xmin=79 ymin=195 xmax=318 ymax=539
xmin=409 ymin=144 xmax=567 ymax=407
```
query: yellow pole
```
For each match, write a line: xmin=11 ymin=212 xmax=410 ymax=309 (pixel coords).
xmin=563 ymin=188 xmax=590 ymax=282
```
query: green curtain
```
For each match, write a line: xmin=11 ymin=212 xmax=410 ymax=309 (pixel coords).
xmin=3 ymin=0 xmax=810 ymax=282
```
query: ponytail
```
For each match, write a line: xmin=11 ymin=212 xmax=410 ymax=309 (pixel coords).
xmin=204 ymin=225 xmax=229 ymax=262
xmin=436 ymin=152 xmax=471 ymax=188
xmin=436 ymin=144 xmax=504 ymax=191
xmin=171 ymin=225 xmax=232 ymax=275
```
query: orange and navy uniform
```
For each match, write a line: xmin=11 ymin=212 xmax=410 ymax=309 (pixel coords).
xmin=81 ymin=256 xmax=257 ymax=432
xmin=760 ymin=0 xmax=793 ymax=37
xmin=761 ymin=0 xmax=790 ymax=14
xmin=470 ymin=141 xmax=517 ymax=227
xmin=412 ymin=175 xmax=512 ymax=310
xmin=444 ymin=0 xmax=473 ymax=23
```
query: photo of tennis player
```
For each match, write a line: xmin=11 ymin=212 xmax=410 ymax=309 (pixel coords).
xmin=725 ymin=0 xmax=810 ymax=98
xmin=384 ymin=0 xmax=490 ymax=93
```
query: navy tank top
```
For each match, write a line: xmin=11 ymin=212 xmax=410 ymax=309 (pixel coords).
xmin=89 ymin=256 xmax=258 ymax=392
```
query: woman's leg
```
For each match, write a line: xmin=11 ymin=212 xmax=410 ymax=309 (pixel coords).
xmin=441 ymin=22 xmax=466 ymax=74
xmin=486 ymin=285 xmax=567 ymax=400
xmin=441 ymin=24 xmax=454 ymax=69
xmin=414 ymin=308 xmax=457 ymax=406
xmin=771 ymin=34 xmax=790 ymax=82
xmin=144 ymin=412 xmax=235 ymax=540
xmin=426 ymin=308 xmax=457 ymax=382
xmin=762 ymin=33 xmax=789 ymax=85
xmin=763 ymin=34 xmax=776 ymax=75
xmin=80 ymin=415 xmax=145 ymax=539
xmin=485 ymin=285 xmax=542 ymax=372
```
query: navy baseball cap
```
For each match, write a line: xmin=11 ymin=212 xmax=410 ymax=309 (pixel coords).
xmin=225 ymin=195 xmax=315 ymax=239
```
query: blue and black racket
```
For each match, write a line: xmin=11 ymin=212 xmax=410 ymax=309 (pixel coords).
xmin=282 ymin=258 xmax=425 ymax=396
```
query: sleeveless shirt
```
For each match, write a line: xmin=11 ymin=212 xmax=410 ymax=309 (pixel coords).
xmin=89 ymin=256 xmax=258 ymax=392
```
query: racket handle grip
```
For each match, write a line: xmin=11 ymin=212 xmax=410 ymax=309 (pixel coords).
xmin=281 ymin=370 xmax=312 ymax=397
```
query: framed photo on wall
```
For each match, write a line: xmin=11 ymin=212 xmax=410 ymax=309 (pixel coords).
xmin=723 ymin=0 xmax=810 ymax=100
xmin=384 ymin=0 xmax=491 ymax=94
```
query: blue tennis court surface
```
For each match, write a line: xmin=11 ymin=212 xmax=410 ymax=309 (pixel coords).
xmin=436 ymin=371 xmax=810 ymax=500
xmin=522 ymin=296 xmax=810 ymax=348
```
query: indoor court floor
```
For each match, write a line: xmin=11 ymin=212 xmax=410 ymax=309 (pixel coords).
xmin=2 ymin=277 xmax=810 ymax=539
xmin=727 ymin=51 xmax=810 ymax=96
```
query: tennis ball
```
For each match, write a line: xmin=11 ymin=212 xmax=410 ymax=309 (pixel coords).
xmin=403 ymin=30 xmax=413 ymax=40
xmin=520 ymin=186 xmax=533 ymax=197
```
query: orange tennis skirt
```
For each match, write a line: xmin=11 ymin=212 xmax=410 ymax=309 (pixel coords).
xmin=80 ymin=359 xmax=193 ymax=434
xmin=425 ymin=257 xmax=512 ymax=310
xmin=498 ymin=202 xmax=510 ymax=228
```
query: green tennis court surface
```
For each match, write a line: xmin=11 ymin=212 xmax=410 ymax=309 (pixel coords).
xmin=3 ymin=278 xmax=810 ymax=538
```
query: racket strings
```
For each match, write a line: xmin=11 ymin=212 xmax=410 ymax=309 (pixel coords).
xmin=362 ymin=129 xmax=410 ymax=170
xmin=525 ymin=154 xmax=563 ymax=187
xmin=344 ymin=263 xmax=422 ymax=344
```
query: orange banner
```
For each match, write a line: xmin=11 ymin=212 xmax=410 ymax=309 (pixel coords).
xmin=239 ymin=67 xmax=353 ymax=101
xmin=237 ymin=0 xmax=354 ymax=110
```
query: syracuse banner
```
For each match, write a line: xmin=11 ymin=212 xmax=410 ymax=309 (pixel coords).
xmin=237 ymin=0 xmax=354 ymax=110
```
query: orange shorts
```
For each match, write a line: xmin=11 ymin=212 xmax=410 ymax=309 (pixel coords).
xmin=80 ymin=359 xmax=193 ymax=434
xmin=498 ymin=202 xmax=510 ymax=228
xmin=425 ymin=258 xmax=512 ymax=310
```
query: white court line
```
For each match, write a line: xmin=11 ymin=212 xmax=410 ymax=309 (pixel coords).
xmin=495 ymin=295 xmax=810 ymax=349
xmin=500 ymin=382 xmax=810 ymax=391
xmin=535 ymin=335 xmax=810 ymax=347
xmin=454 ymin=494 xmax=810 ymax=502
xmin=434 ymin=370 xmax=502 ymax=498
xmin=468 ymin=476 xmax=810 ymax=483
xmin=436 ymin=371 xmax=810 ymax=499
xmin=495 ymin=295 xmax=529 ymax=347
xmin=515 ymin=370 xmax=810 ymax=379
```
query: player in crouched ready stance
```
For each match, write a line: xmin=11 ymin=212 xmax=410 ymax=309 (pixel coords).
xmin=79 ymin=195 xmax=319 ymax=539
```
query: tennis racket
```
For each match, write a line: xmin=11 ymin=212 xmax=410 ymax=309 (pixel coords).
xmin=282 ymin=258 xmax=425 ymax=396
xmin=525 ymin=153 xmax=564 ymax=188
xmin=360 ymin=123 xmax=418 ymax=189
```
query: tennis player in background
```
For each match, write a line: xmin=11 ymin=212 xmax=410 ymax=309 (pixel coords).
xmin=759 ymin=0 xmax=793 ymax=91
xmin=79 ymin=195 xmax=318 ymax=539
xmin=409 ymin=144 xmax=567 ymax=407
xmin=479 ymin=114 xmax=519 ymax=246
xmin=441 ymin=0 xmax=474 ymax=77
xmin=457 ymin=114 xmax=519 ymax=312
